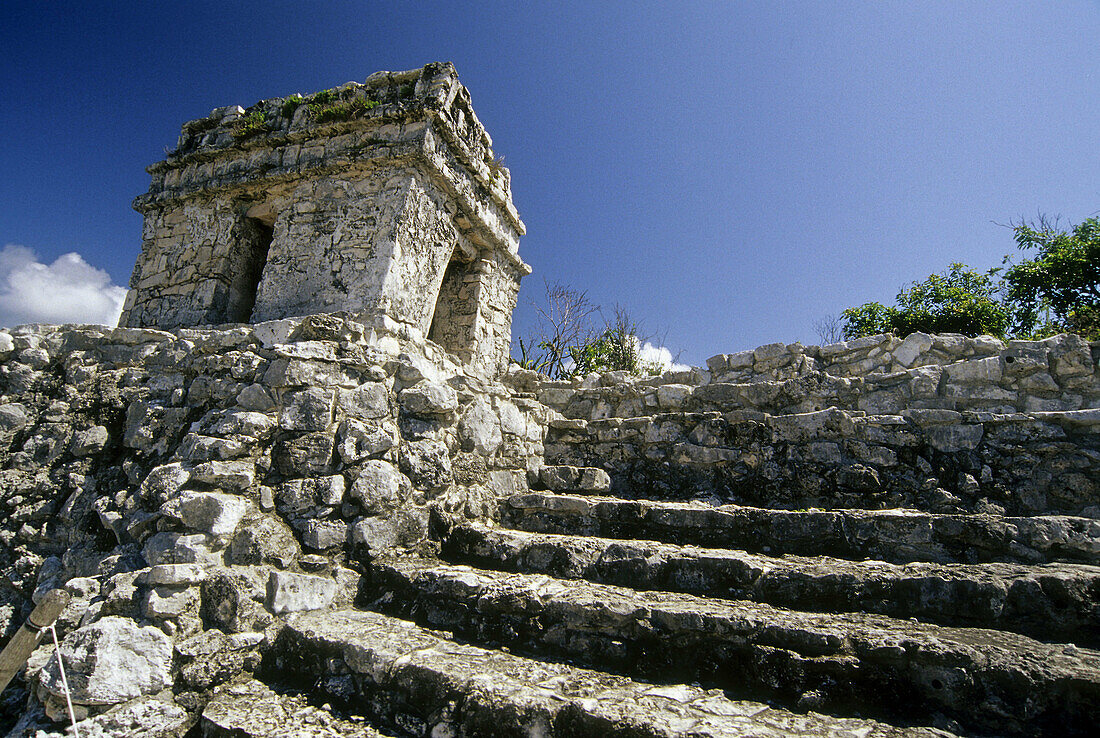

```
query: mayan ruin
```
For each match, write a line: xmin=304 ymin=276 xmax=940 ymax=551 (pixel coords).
xmin=0 ymin=63 xmax=1097 ymax=737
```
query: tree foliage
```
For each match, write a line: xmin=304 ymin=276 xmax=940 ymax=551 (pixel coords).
xmin=837 ymin=213 xmax=1100 ymax=342
xmin=841 ymin=263 xmax=1011 ymax=339
xmin=1004 ymin=216 xmax=1100 ymax=340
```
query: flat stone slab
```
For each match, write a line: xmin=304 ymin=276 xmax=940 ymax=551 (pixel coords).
xmin=504 ymin=493 xmax=1100 ymax=565
xmin=368 ymin=556 xmax=1100 ymax=737
xmin=446 ymin=523 xmax=1100 ymax=646
xmin=203 ymin=678 xmax=392 ymax=737
xmin=280 ymin=608 xmax=954 ymax=738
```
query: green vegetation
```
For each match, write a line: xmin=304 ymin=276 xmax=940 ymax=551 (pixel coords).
xmin=841 ymin=263 xmax=1010 ymax=339
xmin=306 ymin=88 xmax=379 ymax=123
xmin=233 ymin=111 xmax=269 ymax=140
xmin=514 ymin=282 xmax=665 ymax=378
xmin=1004 ymin=217 xmax=1100 ymax=340
xmin=280 ymin=94 xmax=304 ymax=118
xmin=837 ymin=214 xmax=1100 ymax=341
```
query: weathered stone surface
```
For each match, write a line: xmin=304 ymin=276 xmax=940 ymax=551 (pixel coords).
xmin=350 ymin=460 xmax=409 ymax=514
xmin=370 ymin=556 xmax=1100 ymax=737
xmin=37 ymin=617 xmax=173 ymax=707
xmin=202 ymin=678 xmax=390 ymax=737
xmin=399 ymin=438 xmax=453 ymax=490
xmin=337 ymin=382 xmax=391 ymax=420
xmin=280 ymin=387 xmax=335 ymax=432
xmin=504 ymin=492 xmax=1100 ymax=564
xmin=189 ymin=460 xmax=256 ymax=490
xmin=178 ymin=491 xmax=250 ymax=539
xmin=70 ymin=425 xmax=109 ymax=456
xmin=266 ymin=570 xmax=337 ymax=614
xmin=30 ymin=697 xmax=189 ymax=738
xmin=276 ymin=475 xmax=345 ymax=515
xmin=337 ymin=418 xmax=397 ymax=462
xmin=400 ymin=380 xmax=458 ymax=416
xmin=447 ymin=522 xmax=1100 ymax=645
xmin=279 ymin=609 xmax=952 ymax=738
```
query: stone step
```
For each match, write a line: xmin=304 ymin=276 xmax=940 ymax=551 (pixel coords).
xmin=503 ymin=492 xmax=1100 ymax=565
xmin=274 ymin=607 xmax=954 ymax=738
xmin=364 ymin=556 xmax=1100 ymax=737
xmin=202 ymin=678 xmax=393 ymax=737
xmin=444 ymin=522 xmax=1100 ymax=646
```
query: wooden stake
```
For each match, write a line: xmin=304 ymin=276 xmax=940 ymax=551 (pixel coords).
xmin=0 ymin=589 xmax=71 ymax=695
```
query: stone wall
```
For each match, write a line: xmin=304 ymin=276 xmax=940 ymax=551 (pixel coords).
xmin=121 ymin=63 xmax=529 ymax=378
xmin=526 ymin=332 xmax=1100 ymax=517
xmin=0 ymin=315 xmax=546 ymax=726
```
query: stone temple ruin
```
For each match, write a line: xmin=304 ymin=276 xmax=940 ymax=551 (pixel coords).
xmin=122 ymin=62 xmax=529 ymax=378
xmin=1 ymin=63 xmax=1099 ymax=737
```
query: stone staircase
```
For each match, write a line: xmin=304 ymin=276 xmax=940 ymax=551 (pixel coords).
xmin=260 ymin=462 xmax=1100 ymax=737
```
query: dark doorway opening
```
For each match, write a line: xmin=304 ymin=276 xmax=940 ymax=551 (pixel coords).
xmin=429 ymin=249 xmax=479 ymax=360
xmin=226 ymin=217 xmax=274 ymax=323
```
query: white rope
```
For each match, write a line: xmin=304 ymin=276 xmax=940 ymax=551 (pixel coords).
xmin=47 ymin=623 xmax=80 ymax=738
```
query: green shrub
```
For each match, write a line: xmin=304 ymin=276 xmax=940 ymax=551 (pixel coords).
xmin=280 ymin=94 xmax=304 ymax=118
xmin=308 ymin=92 xmax=379 ymax=123
xmin=233 ymin=111 xmax=269 ymax=140
xmin=841 ymin=263 xmax=1011 ymax=339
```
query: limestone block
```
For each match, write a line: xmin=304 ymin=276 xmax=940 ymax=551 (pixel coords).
xmin=1049 ymin=334 xmax=1095 ymax=378
xmin=177 ymin=433 xmax=248 ymax=462
xmin=144 ymin=583 xmax=201 ymax=619
xmin=654 ymin=384 xmax=692 ymax=410
xmin=820 ymin=333 xmax=891 ymax=359
xmin=0 ymin=402 xmax=29 ymax=432
xmin=300 ymin=519 xmax=349 ymax=550
xmin=140 ymin=463 xmax=192 ymax=504
xmin=0 ymin=330 xmax=13 ymax=356
xmin=399 ymin=438 xmax=453 ymax=490
xmin=266 ymin=570 xmax=336 ymax=614
xmin=1018 ymin=372 xmax=1059 ymax=392
xmin=209 ymin=410 xmax=277 ymax=439
xmin=351 ymin=507 xmax=428 ymax=554
xmin=37 ymin=617 xmax=173 ymax=707
xmin=400 ymin=380 xmax=458 ymax=416
xmin=279 ymin=387 xmax=335 ymax=431
xmin=236 ymin=383 xmax=276 ymax=411
xmin=907 ymin=365 xmax=943 ymax=399
xmin=143 ymin=532 xmax=223 ymax=567
xmin=350 ymin=459 xmax=409 ymax=514
xmin=263 ymin=358 xmax=358 ymax=388
xmin=925 ymin=424 xmax=984 ymax=453
xmin=179 ymin=491 xmax=251 ymax=539
xmin=200 ymin=567 xmax=269 ymax=633
xmin=944 ymin=356 xmax=1002 ymax=384
xmin=277 ymin=475 xmax=346 ymax=514
xmin=893 ymin=332 xmax=933 ymax=368
xmin=190 ymin=460 xmax=256 ymax=490
xmin=337 ymin=418 xmax=398 ymax=462
xmin=337 ymin=382 xmax=390 ymax=419
xmin=1025 ymin=395 xmax=1084 ymax=412
xmin=141 ymin=563 xmax=208 ymax=586
xmin=228 ymin=514 xmax=299 ymax=568
xmin=56 ymin=696 xmax=189 ymax=738
xmin=496 ymin=400 xmax=526 ymax=437
xmin=70 ymin=425 xmax=109 ymax=456
xmin=459 ymin=397 xmax=503 ymax=454
xmin=273 ymin=431 xmax=336 ymax=476
xmin=972 ymin=334 xmax=1006 ymax=354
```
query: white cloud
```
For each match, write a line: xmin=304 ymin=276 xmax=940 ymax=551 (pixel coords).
xmin=639 ymin=341 xmax=691 ymax=373
xmin=0 ymin=244 xmax=128 ymax=328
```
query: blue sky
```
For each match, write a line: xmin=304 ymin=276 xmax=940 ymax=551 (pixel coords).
xmin=1 ymin=1 xmax=1098 ymax=365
